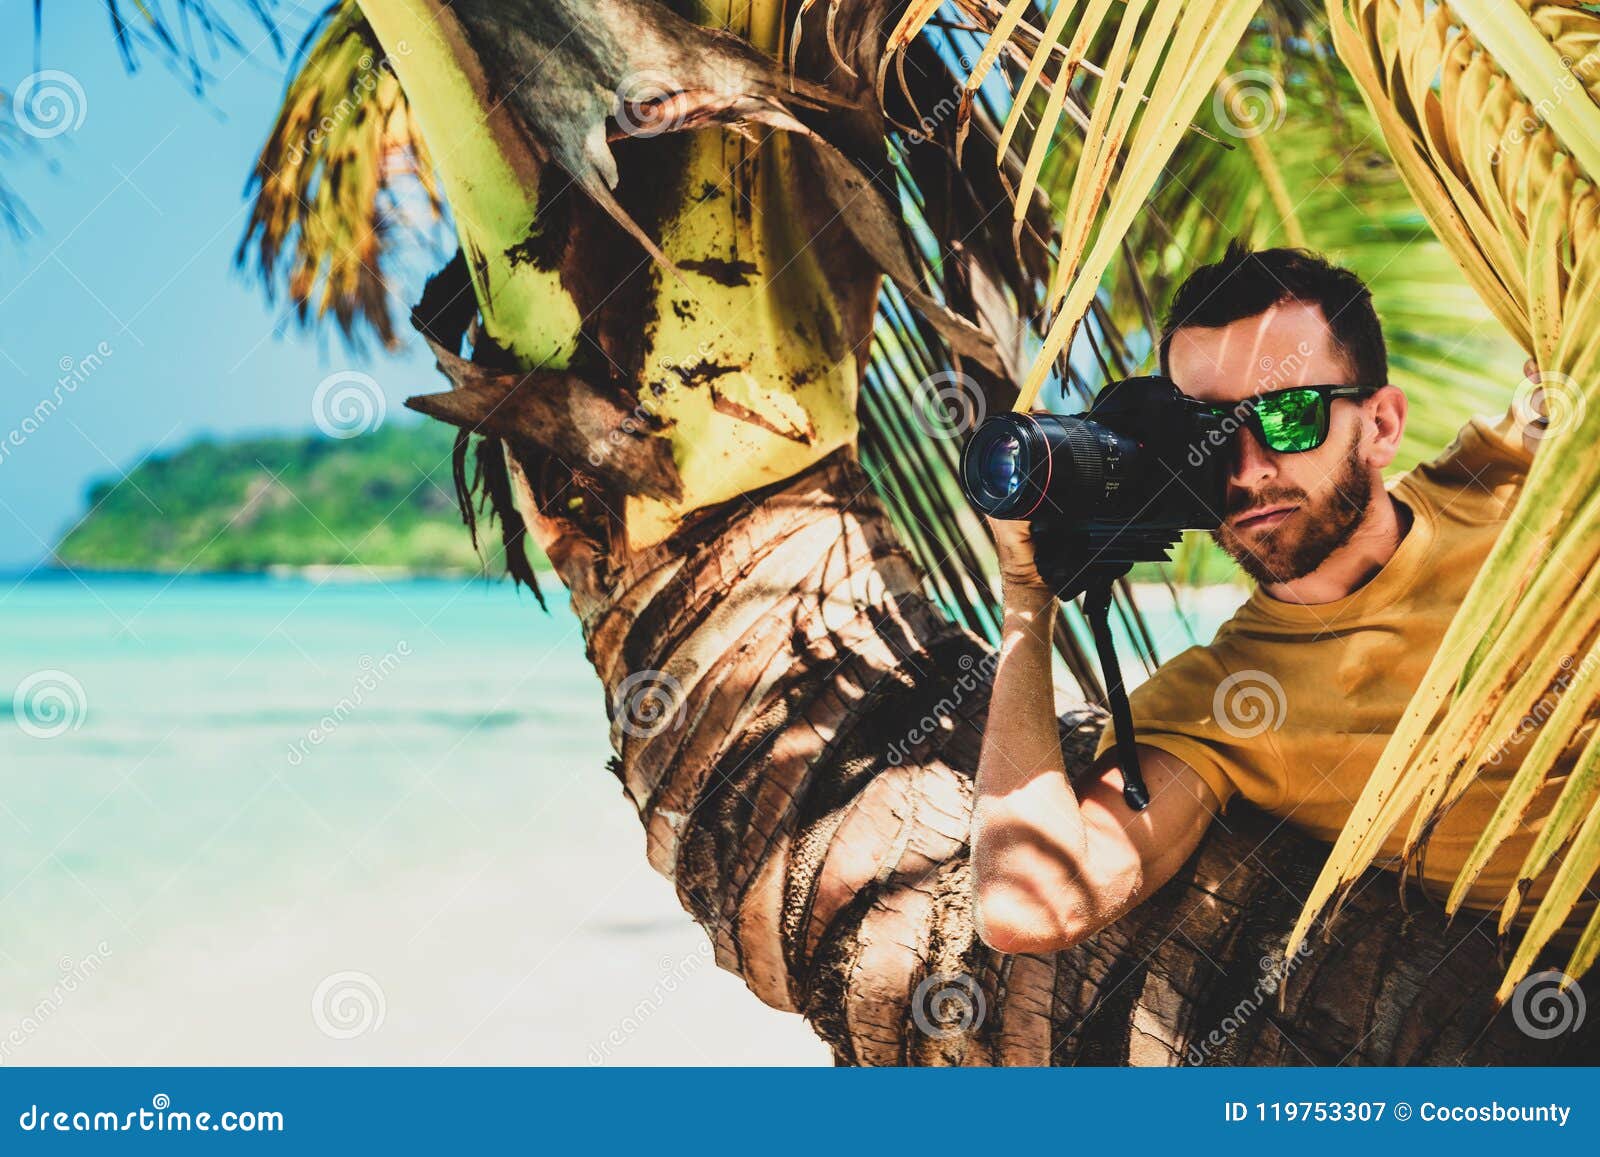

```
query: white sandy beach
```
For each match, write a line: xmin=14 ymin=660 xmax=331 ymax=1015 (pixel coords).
xmin=3 ymin=823 xmax=829 ymax=1066
xmin=1 ymin=575 xmax=1241 ymax=1066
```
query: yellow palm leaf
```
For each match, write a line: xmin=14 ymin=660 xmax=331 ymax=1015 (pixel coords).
xmin=1287 ymin=0 xmax=1600 ymax=1000
xmin=238 ymin=0 xmax=441 ymax=348
xmin=1010 ymin=0 xmax=1265 ymax=409
xmin=873 ymin=2 xmax=1265 ymax=415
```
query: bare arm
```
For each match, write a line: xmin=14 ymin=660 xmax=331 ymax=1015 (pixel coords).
xmin=971 ymin=516 xmax=1219 ymax=956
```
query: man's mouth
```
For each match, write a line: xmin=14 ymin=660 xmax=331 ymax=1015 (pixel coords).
xmin=1230 ymin=503 xmax=1297 ymax=532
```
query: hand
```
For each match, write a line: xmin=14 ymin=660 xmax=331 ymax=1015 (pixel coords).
xmin=1522 ymin=357 xmax=1548 ymax=418
xmin=986 ymin=514 xmax=1051 ymax=595
xmin=1520 ymin=357 xmax=1549 ymax=456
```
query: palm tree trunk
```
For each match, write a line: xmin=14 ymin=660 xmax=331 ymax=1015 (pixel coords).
xmin=512 ymin=439 xmax=1600 ymax=1066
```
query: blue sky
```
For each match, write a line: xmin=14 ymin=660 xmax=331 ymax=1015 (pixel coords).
xmin=0 ymin=3 xmax=442 ymax=570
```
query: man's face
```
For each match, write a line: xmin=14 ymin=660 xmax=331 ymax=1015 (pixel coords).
xmin=1167 ymin=300 xmax=1384 ymax=586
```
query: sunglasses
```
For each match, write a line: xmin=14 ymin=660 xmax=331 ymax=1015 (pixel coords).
xmin=1196 ymin=384 xmax=1378 ymax=454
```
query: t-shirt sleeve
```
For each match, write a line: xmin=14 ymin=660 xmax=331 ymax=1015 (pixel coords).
xmin=1091 ymin=644 xmax=1286 ymax=814
xmin=1402 ymin=408 xmax=1535 ymax=511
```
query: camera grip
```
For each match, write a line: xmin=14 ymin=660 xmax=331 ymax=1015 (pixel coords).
xmin=1029 ymin=512 xmax=1093 ymax=602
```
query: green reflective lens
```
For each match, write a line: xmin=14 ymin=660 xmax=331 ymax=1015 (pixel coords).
xmin=1254 ymin=387 xmax=1326 ymax=453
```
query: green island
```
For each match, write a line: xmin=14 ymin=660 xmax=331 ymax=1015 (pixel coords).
xmin=53 ymin=422 xmax=539 ymax=576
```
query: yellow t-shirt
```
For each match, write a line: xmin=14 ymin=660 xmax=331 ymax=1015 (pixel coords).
xmin=1093 ymin=409 xmax=1595 ymax=922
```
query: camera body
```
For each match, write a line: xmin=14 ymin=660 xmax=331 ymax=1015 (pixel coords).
xmin=960 ymin=375 xmax=1230 ymax=597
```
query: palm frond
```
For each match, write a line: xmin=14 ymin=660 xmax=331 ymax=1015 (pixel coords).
xmin=1106 ymin=17 xmax=1524 ymax=468
xmin=857 ymin=11 xmax=1183 ymax=693
xmin=3 ymin=0 xmax=284 ymax=245
xmin=99 ymin=0 xmax=284 ymax=90
xmin=859 ymin=280 xmax=1119 ymax=700
xmin=236 ymin=0 xmax=441 ymax=349
xmin=0 ymin=104 xmax=39 ymax=243
xmin=1286 ymin=0 xmax=1600 ymax=1001
xmin=920 ymin=0 xmax=1266 ymax=409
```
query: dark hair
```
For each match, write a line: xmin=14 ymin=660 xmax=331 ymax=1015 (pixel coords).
xmin=1157 ymin=241 xmax=1387 ymax=389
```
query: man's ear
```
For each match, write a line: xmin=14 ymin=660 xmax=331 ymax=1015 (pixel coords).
xmin=1366 ymin=383 xmax=1406 ymax=468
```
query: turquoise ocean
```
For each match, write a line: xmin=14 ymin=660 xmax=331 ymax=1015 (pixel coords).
xmin=0 ymin=573 xmax=1238 ymax=1065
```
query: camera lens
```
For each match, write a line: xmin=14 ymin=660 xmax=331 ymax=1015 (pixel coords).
xmin=961 ymin=414 xmax=1055 ymax=518
xmin=977 ymin=434 xmax=1023 ymax=502
xmin=960 ymin=411 xmax=1146 ymax=521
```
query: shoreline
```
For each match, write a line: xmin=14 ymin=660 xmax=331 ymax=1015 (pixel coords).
xmin=15 ymin=565 xmax=1248 ymax=599
xmin=18 ymin=562 xmax=543 ymax=583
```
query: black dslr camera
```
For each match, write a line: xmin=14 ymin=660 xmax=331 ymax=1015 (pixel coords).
xmin=959 ymin=375 xmax=1231 ymax=810
xmin=961 ymin=375 xmax=1229 ymax=586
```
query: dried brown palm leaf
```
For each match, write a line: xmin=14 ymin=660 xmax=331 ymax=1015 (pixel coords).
xmin=237 ymin=0 xmax=440 ymax=347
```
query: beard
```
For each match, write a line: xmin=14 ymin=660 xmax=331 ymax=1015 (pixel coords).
xmin=1211 ymin=428 xmax=1373 ymax=586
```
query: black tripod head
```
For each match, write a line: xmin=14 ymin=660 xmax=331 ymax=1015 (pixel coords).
xmin=1028 ymin=514 xmax=1187 ymax=813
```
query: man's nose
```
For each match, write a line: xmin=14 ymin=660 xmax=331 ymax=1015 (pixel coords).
xmin=1228 ymin=424 xmax=1277 ymax=490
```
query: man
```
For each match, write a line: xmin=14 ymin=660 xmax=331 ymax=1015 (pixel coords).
xmin=971 ymin=242 xmax=1574 ymax=956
